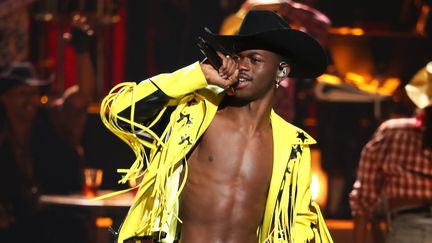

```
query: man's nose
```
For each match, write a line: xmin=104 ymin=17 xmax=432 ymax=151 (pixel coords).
xmin=236 ymin=57 xmax=249 ymax=71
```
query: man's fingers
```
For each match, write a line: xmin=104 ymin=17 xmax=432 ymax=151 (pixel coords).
xmin=224 ymin=69 xmax=239 ymax=88
xmin=218 ymin=55 xmax=237 ymax=80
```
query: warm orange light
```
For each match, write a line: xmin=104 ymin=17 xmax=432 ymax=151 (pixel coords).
xmin=311 ymin=173 xmax=320 ymax=201
xmin=318 ymin=71 xmax=400 ymax=97
xmin=87 ymin=102 xmax=101 ymax=114
xmin=345 ymin=73 xmax=400 ymax=96
xmin=329 ymin=27 xmax=365 ymax=36
xmin=357 ymin=78 xmax=379 ymax=94
xmin=330 ymin=27 xmax=355 ymax=35
xmin=317 ymin=73 xmax=343 ymax=85
xmin=345 ymin=72 xmax=367 ymax=84
xmin=325 ymin=219 xmax=353 ymax=230
xmin=350 ymin=28 xmax=365 ymax=36
xmin=379 ymin=77 xmax=400 ymax=96
xmin=310 ymin=149 xmax=328 ymax=208
xmin=40 ymin=95 xmax=49 ymax=104
xmin=96 ymin=217 xmax=113 ymax=228
xmin=416 ymin=5 xmax=430 ymax=35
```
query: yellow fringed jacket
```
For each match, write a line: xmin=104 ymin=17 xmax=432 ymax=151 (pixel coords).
xmin=100 ymin=62 xmax=333 ymax=243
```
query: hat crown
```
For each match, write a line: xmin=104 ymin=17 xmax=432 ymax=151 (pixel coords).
xmin=205 ymin=9 xmax=328 ymax=79
xmin=238 ymin=10 xmax=291 ymax=35
xmin=0 ymin=62 xmax=50 ymax=93
xmin=405 ymin=61 xmax=432 ymax=109
xmin=1 ymin=62 xmax=37 ymax=81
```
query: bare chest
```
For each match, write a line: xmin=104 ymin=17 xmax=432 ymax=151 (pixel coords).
xmin=188 ymin=119 xmax=274 ymax=188
xmin=179 ymin=117 xmax=274 ymax=236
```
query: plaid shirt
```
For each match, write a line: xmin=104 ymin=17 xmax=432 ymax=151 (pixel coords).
xmin=350 ymin=117 xmax=432 ymax=217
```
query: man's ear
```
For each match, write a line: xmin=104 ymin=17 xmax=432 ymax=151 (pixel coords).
xmin=277 ymin=65 xmax=291 ymax=88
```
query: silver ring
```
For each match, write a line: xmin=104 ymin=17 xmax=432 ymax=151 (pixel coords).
xmin=225 ymin=55 xmax=230 ymax=59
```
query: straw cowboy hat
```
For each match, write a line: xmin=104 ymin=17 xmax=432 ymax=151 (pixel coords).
xmin=205 ymin=9 xmax=328 ymax=79
xmin=405 ymin=61 xmax=432 ymax=109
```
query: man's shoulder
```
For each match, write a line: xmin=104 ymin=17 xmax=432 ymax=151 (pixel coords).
xmin=380 ymin=117 xmax=416 ymax=131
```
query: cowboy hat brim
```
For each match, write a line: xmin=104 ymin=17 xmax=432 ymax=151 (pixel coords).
xmin=405 ymin=61 xmax=432 ymax=109
xmin=0 ymin=76 xmax=52 ymax=93
xmin=0 ymin=62 xmax=52 ymax=93
xmin=205 ymin=28 xmax=328 ymax=79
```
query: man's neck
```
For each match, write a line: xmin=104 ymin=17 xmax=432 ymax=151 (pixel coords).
xmin=219 ymin=97 xmax=274 ymax=132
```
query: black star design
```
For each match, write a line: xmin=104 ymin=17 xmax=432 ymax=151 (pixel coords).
xmin=176 ymin=113 xmax=192 ymax=124
xmin=296 ymin=131 xmax=308 ymax=143
xmin=178 ymin=135 xmax=192 ymax=145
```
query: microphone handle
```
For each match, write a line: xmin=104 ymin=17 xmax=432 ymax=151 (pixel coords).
xmin=196 ymin=36 xmax=222 ymax=70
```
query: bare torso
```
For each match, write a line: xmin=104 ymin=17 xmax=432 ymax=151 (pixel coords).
xmin=179 ymin=110 xmax=274 ymax=243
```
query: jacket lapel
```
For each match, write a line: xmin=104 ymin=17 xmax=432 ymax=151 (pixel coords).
xmin=260 ymin=111 xmax=316 ymax=240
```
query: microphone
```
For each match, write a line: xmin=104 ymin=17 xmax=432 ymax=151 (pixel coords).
xmin=196 ymin=35 xmax=237 ymax=94
xmin=196 ymin=36 xmax=222 ymax=70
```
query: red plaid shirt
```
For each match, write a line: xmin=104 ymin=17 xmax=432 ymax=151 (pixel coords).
xmin=350 ymin=117 xmax=432 ymax=217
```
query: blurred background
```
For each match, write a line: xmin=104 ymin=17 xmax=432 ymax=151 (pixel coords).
xmin=1 ymin=0 xmax=431 ymax=242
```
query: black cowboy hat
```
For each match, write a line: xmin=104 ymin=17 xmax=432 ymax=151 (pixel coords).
xmin=205 ymin=9 xmax=328 ymax=79
xmin=0 ymin=62 xmax=51 ymax=93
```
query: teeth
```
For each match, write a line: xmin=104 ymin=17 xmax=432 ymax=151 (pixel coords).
xmin=239 ymin=78 xmax=246 ymax=82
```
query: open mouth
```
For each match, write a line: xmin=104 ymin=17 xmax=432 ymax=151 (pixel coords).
xmin=234 ymin=75 xmax=251 ymax=89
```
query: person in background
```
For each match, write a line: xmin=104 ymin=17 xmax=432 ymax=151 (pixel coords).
xmin=32 ymin=13 xmax=96 ymax=195
xmin=0 ymin=12 xmax=95 ymax=243
xmin=350 ymin=61 xmax=432 ymax=243
xmin=101 ymin=9 xmax=332 ymax=243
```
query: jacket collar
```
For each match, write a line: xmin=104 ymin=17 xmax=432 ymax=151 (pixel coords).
xmin=270 ymin=110 xmax=316 ymax=145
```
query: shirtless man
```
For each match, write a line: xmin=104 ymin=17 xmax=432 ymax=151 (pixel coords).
xmin=101 ymin=10 xmax=332 ymax=243
xmin=179 ymin=48 xmax=278 ymax=243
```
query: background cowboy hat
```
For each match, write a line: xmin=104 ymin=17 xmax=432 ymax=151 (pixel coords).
xmin=405 ymin=61 xmax=432 ymax=109
xmin=0 ymin=62 xmax=52 ymax=93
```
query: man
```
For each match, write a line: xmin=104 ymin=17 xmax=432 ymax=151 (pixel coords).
xmin=220 ymin=0 xmax=331 ymax=123
xmin=350 ymin=61 xmax=432 ymax=243
xmin=0 ymin=13 xmax=95 ymax=242
xmin=101 ymin=10 xmax=332 ymax=243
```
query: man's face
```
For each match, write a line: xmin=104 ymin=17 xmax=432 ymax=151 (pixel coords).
xmin=232 ymin=49 xmax=281 ymax=101
xmin=1 ymin=84 xmax=40 ymax=124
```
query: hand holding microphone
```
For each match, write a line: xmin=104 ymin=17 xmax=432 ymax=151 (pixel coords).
xmin=197 ymin=37 xmax=238 ymax=91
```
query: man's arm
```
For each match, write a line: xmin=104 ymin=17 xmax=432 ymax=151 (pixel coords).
xmin=75 ymin=51 xmax=95 ymax=103
xmin=103 ymin=54 xmax=238 ymax=129
xmin=70 ymin=14 xmax=96 ymax=104
xmin=103 ymin=62 xmax=209 ymax=128
xmin=350 ymin=122 xmax=389 ymax=243
xmin=49 ymin=14 xmax=97 ymax=149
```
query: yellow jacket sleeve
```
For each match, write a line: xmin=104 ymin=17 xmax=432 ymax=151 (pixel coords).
xmin=99 ymin=61 xmax=209 ymax=188
xmin=107 ymin=62 xmax=208 ymax=118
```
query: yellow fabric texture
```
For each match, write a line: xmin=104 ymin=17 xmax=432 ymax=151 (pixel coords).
xmin=100 ymin=62 xmax=333 ymax=243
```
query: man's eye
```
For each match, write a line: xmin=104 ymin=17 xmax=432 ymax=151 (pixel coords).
xmin=251 ymin=57 xmax=261 ymax=63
